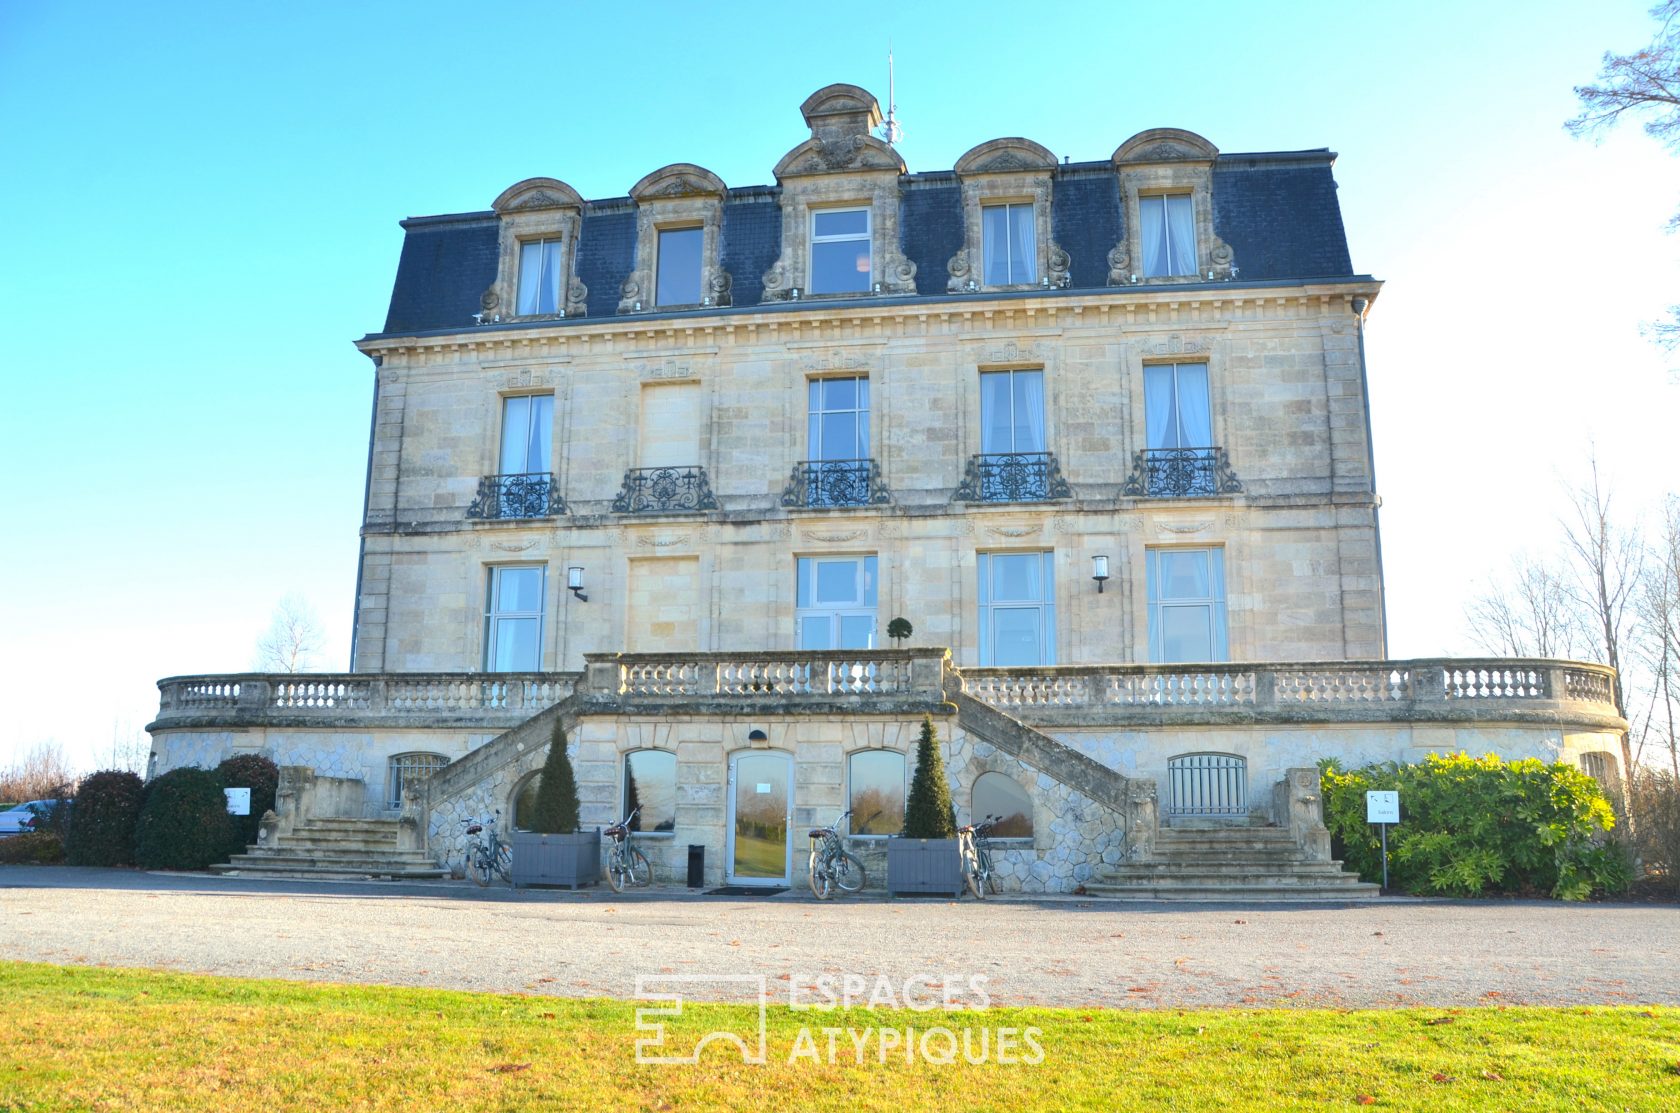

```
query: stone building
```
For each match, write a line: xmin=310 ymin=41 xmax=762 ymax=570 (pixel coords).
xmin=149 ymin=85 xmax=1626 ymax=894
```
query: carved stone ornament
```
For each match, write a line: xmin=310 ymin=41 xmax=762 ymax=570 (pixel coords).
xmin=800 ymin=350 xmax=868 ymax=372
xmin=974 ymin=151 xmax=1035 ymax=173
xmin=802 ymin=529 xmax=866 ymax=543
xmin=761 ymin=260 xmax=789 ymax=299
xmin=637 ymin=359 xmax=692 ymax=380
xmin=565 ymin=278 xmax=588 ymax=317
xmin=981 ymin=340 xmax=1043 ymax=365
xmin=509 ymin=191 xmax=566 ymax=212
xmin=1156 ymin=520 xmax=1213 ymax=535
xmin=706 ymin=268 xmax=733 ymax=307
xmin=946 ymin=248 xmax=973 ymax=293
xmin=1047 ymin=242 xmax=1071 ymax=287
xmin=1106 ymin=245 xmax=1130 ymax=286
xmin=501 ymin=369 xmax=547 ymax=390
xmin=1142 ymin=334 xmax=1212 ymax=357
xmin=481 ymin=288 xmax=501 ymax=311
xmin=986 ymin=525 xmax=1041 ymax=538
xmin=491 ymin=540 xmax=538 ymax=552
xmin=882 ymin=251 xmax=918 ymax=295
xmin=617 ymin=271 xmax=648 ymax=314
xmin=636 ymin=534 xmax=692 ymax=548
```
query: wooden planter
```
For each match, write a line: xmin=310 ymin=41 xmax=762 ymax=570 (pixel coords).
xmin=886 ymin=838 xmax=963 ymax=897
xmin=510 ymin=829 xmax=601 ymax=889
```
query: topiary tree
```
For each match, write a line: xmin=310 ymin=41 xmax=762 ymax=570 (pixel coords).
xmin=216 ymin=754 xmax=279 ymax=855
xmin=134 ymin=767 xmax=235 ymax=870
xmin=887 ymin=617 xmax=913 ymax=645
xmin=65 ymin=770 xmax=146 ymax=867
xmin=527 ymin=720 xmax=581 ymax=834
xmin=903 ymin=716 xmax=956 ymax=839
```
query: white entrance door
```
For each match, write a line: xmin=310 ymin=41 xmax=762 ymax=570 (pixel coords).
xmin=727 ymin=751 xmax=793 ymax=886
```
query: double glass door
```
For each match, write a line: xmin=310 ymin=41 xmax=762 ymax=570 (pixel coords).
xmin=727 ymin=751 xmax=792 ymax=886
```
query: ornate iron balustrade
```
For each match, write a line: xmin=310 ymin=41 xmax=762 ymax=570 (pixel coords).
xmin=952 ymin=452 xmax=1071 ymax=503
xmin=780 ymin=459 xmax=890 ymax=509
xmin=466 ymin=473 xmax=563 ymax=519
xmin=611 ymin=466 xmax=719 ymax=514
xmin=1121 ymin=447 xmax=1242 ymax=498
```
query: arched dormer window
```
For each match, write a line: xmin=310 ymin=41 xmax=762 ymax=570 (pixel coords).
xmin=948 ymin=138 xmax=1068 ymax=292
xmin=1108 ymin=129 xmax=1234 ymax=286
xmin=484 ymin=177 xmax=588 ymax=320
xmin=619 ymin=164 xmax=730 ymax=313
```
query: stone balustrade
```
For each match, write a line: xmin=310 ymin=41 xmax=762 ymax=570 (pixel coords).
xmin=153 ymin=655 xmax=1623 ymax=732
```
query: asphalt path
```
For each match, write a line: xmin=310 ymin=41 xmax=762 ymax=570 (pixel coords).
xmin=2 ymin=866 xmax=1675 ymax=1009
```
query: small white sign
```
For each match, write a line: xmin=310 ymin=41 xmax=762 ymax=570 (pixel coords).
xmin=224 ymin=788 xmax=251 ymax=816
xmin=1366 ymin=790 xmax=1399 ymax=825
xmin=755 ymin=783 xmax=772 ymax=794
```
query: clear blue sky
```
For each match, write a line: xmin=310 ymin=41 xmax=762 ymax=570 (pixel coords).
xmin=3 ymin=0 xmax=1676 ymax=771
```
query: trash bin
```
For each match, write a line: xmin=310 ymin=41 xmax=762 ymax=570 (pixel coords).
xmin=687 ymin=844 xmax=705 ymax=888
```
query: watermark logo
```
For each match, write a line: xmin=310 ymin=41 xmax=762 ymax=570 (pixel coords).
xmin=633 ymin=974 xmax=769 ymax=1065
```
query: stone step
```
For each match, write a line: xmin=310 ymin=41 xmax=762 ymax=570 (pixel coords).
xmin=210 ymin=862 xmax=450 ymax=881
xmin=227 ymin=850 xmax=438 ymax=868
xmin=303 ymin=818 xmax=404 ymax=831
xmin=1082 ymin=880 xmax=1383 ymax=901
xmin=1102 ymin=860 xmax=1362 ymax=877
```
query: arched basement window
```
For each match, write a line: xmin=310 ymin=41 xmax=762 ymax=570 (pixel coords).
xmin=625 ymin=750 xmax=677 ymax=833
xmin=974 ymin=771 xmax=1033 ymax=838
xmin=847 ymin=749 xmax=904 ymax=835
xmin=387 ymin=752 xmax=448 ymax=810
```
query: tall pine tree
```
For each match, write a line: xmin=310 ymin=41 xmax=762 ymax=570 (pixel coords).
xmin=903 ymin=716 xmax=956 ymax=838
xmin=528 ymin=719 xmax=581 ymax=834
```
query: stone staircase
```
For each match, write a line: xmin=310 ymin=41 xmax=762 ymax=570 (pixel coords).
xmin=1086 ymin=824 xmax=1380 ymax=901
xmin=212 ymin=817 xmax=449 ymax=881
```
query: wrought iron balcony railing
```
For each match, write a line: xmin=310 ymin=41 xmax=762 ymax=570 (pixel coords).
xmin=1121 ymin=447 xmax=1243 ymax=498
xmin=611 ymin=466 xmax=720 ymax=514
xmin=780 ymin=459 xmax=891 ymax=509
xmin=466 ymin=473 xmax=563 ymax=519
xmin=952 ymin=452 xmax=1071 ymax=503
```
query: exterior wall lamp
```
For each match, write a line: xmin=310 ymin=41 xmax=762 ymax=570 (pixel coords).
xmin=567 ymin=566 xmax=588 ymax=602
xmin=1091 ymin=555 xmax=1110 ymax=593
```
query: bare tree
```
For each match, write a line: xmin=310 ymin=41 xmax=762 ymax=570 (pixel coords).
xmin=1560 ymin=458 xmax=1646 ymax=785
xmin=1637 ymin=498 xmax=1680 ymax=777
xmin=1569 ymin=0 xmax=1680 ymax=348
xmin=103 ymin=719 xmax=152 ymax=776
xmin=0 ymin=741 xmax=78 ymax=803
xmin=1465 ymin=554 xmax=1584 ymax=658
xmin=254 ymin=593 xmax=325 ymax=674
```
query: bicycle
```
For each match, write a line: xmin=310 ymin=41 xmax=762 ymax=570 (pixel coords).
xmin=958 ymin=814 xmax=1002 ymax=900
xmin=463 ymin=812 xmax=512 ymax=887
xmin=807 ymin=808 xmax=867 ymax=900
xmin=603 ymin=807 xmax=651 ymax=892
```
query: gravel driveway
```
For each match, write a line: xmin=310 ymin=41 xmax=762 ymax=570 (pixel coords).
xmin=2 ymin=867 xmax=1674 ymax=1009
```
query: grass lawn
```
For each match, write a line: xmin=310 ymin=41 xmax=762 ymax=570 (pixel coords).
xmin=2 ymin=960 xmax=1677 ymax=1111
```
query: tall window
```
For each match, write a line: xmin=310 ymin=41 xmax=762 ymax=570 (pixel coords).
xmin=980 ymin=369 xmax=1046 ymax=454
xmin=796 ymin=555 xmax=877 ymax=649
xmin=1138 ymin=194 xmax=1195 ymax=277
xmin=484 ymin=565 xmax=544 ymax=671
xmin=808 ymin=377 xmax=869 ymax=461
xmin=624 ymin=750 xmax=677 ymax=832
xmin=848 ymin=750 xmax=904 ymax=836
xmin=500 ymin=395 xmax=553 ymax=474
xmin=982 ymin=203 xmax=1037 ymax=285
xmin=973 ymin=772 xmax=1033 ymax=838
xmin=1143 ymin=363 xmax=1211 ymax=450
xmin=810 ymin=208 xmax=871 ymax=294
xmin=978 ymin=551 xmax=1056 ymax=666
xmin=517 ymin=238 xmax=564 ymax=314
xmin=1147 ymin=548 xmax=1228 ymax=663
xmin=656 ymin=226 xmax=703 ymax=306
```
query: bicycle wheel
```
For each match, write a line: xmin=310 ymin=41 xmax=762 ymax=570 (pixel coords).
xmin=493 ymin=843 xmax=513 ymax=884
xmin=606 ymin=848 xmax=628 ymax=893
xmin=961 ymin=841 xmax=986 ymax=900
xmin=834 ymin=851 xmax=866 ymax=894
xmin=808 ymin=849 xmax=832 ymax=900
xmin=468 ymin=848 xmax=489 ymax=888
xmin=626 ymin=848 xmax=651 ymax=887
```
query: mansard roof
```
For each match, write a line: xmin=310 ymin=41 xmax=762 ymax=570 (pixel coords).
xmin=378 ymin=148 xmax=1359 ymax=337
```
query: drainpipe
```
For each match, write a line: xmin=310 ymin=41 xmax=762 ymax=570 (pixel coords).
xmin=1351 ymin=297 xmax=1388 ymax=658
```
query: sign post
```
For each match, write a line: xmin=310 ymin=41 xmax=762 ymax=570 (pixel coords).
xmin=1365 ymin=790 xmax=1399 ymax=891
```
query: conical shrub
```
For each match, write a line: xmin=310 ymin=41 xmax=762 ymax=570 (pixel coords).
xmin=528 ymin=720 xmax=581 ymax=834
xmin=903 ymin=716 xmax=956 ymax=839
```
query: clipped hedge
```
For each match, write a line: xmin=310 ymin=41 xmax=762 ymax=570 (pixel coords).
xmin=1320 ymin=752 xmax=1628 ymax=900
xmin=66 ymin=770 xmax=146 ymax=867
xmin=134 ymin=768 xmax=234 ymax=871
xmin=216 ymin=754 xmax=279 ymax=856
xmin=0 ymin=831 xmax=64 ymax=865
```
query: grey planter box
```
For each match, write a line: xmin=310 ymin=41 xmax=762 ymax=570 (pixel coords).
xmin=887 ymin=838 xmax=963 ymax=896
xmin=511 ymin=829 xmax=601 ymax=889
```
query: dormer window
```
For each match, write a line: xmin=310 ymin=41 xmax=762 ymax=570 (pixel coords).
xmin=1138 ymin=195 xmax=1195 ymax=277
xmin=811 ymin=208 xmax=872 ymax=294
xmin=517 ymin=239 xmax=565 ymax=315
xmin=982 ymin=203 xmax=1037 ymax=285
xmin=656 ymin=226 xmax=704 ymax=306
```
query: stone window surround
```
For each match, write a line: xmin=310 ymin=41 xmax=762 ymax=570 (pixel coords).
xmin=618 ymin=163 xmax=732 ymax=314
xmin=843 ymin=746 xmax=907 ymax=839
xmin=971 ymin=360 xmax=1058 ymax=458
xmin=621 ymin=747 xmax=679 ymax=837
xmin=485 ymin=177 xmax=589 ymax=320
xmin=1108 ymin=129 xmax=1234 ymax=287
xmin=490 ymin=388 xmax=556 ymax=478
xmin=1134 ymin=350 xmax=1225 ymax=456
xmin=1141 ymin=543 xmax=1231 ymax=664
xmin=947 ymin=137 xmax=1069 ymax=293
xmin=480 ymin=561 xmax=549 ymax=672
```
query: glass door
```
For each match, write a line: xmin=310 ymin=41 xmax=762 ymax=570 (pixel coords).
xmin=727 ymin=751 xmax=792 ymax=886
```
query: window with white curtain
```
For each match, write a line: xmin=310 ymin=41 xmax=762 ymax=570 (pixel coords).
xmin=796 ymin=555 xmax=878 ymax=650
xmin=1147 ymin=548 xmax=1228 ymax=663
xmin=656 ymin=226 xmax=703 ymax=306
xmin=982 ymin=203 xmax=1037 ymax=285
xmin=978 ymin=551 xmax=1056 ymax=666
xmin=1138 ymin=194 xmax=1196 ymax=277
xmin=808 ymin=377 xmax=870 ymax=461
xmin=810 ymin=208 xmax=871 ymax=294
xmin=516 ymin=238 xmax=564 ymax=314
xmin=484 ymin=565 xmax=544 ymax=671
xmin=1143 ymin=363 xmax=1211 ymax=450
xmin=979 ymin=369 xmax=1046 ymax=454
xmin=499 ymin=395 xmax=553 ymax=475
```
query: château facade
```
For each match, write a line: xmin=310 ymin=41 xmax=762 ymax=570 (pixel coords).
xmin=149 ymin=85 xmax=1626 ymax=893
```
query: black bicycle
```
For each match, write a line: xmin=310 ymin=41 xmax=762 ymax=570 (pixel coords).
xmin=807 ymin=808 xmax=867 ymax=899
xmin=604 ymin=807 xmax=651 ymax=892
xmin=958 ymin=814 xmax=1002 ymax=899
xmin=463 ymin=812 xmax=512 ymax=887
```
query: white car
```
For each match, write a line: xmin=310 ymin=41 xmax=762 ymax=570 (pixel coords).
xmin=0 ymin=800 xmax=65 ymax=837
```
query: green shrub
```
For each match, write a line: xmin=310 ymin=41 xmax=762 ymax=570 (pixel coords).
xmin=215 ymin=754 xmax=279 ymax=855
xmin=0 ymin=831 xmax=64 ymax=864
xmin=903 ymin=717 xmax=956 ymax=839
xmin=65 ymin=770 xmax=146 ymax=867
xmin=1319 ymin=752 xmax=1624 ymax=900
xmin=134 ymin=768 xmax=234 ymax=871
xmin=527 ymin=721 xmax=581 ymax=834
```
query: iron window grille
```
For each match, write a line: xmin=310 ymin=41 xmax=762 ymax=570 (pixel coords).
xmin=611 ymin=466 xmax=720 ymax=514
